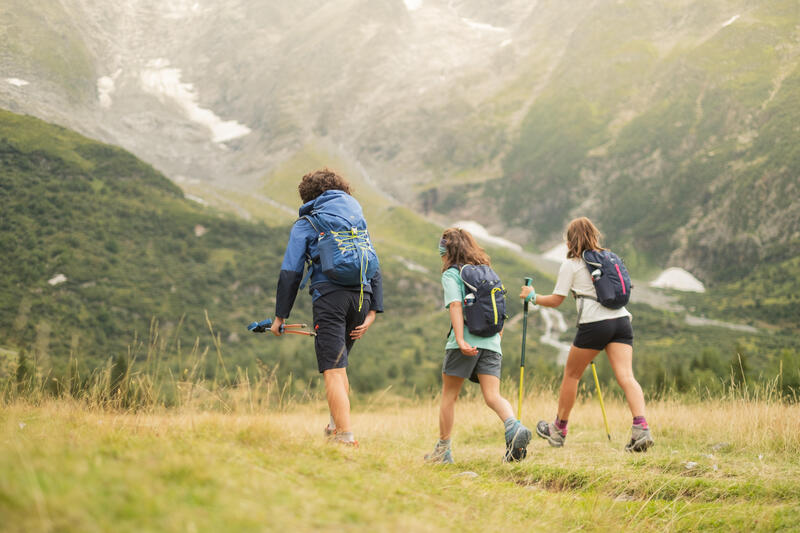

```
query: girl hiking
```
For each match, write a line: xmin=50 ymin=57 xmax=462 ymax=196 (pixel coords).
xmin=519 ymin=217 xmax=653 ymax=452
xmin=425 ymin=227 xmax=532 ymax=464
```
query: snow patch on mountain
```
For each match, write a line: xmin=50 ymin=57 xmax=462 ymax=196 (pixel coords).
xmin=722 ymin=15 xmax=740 ymax=27
xmin=139 ymin=58 xmax=251 ymax=143
xmin=48 ymin=274 xmax=67 ymax=286
xmin=650 ymin=267 xmax=705 ymax=293
xmin=454 ymin=221 xmax=522 ymax=252
xmin=461 ymin=18 xmax=508 ymax=33
xmin=404 ymin=0 xmax=423 ymax=11
xmin=162 ymin=0 xmax=205 ymax=20
xmin=5 ymin=78 xmax=29 ymax=87
xmin=97 ymin=74 xmax=118 ymax=108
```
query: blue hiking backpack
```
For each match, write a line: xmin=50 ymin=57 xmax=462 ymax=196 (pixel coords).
xmin=580 ymin=249 xmax=632 ymax=309
xmin=300 ymin=192 xmax=379 ymax=310
xmin=451 ymin=264 xmax=507 ymax=337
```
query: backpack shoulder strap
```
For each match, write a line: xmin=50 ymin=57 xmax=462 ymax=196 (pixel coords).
xmin=297 ymin=216 xmax=318 ymax=289
xmin=299 ymin=215 xmax=320 ymax=233
xmin=581 ymin=250 xmax=603 ymax=269
xmin=458 ymin=264 xmax=479 ymax=292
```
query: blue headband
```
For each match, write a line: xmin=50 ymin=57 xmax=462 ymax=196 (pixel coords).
xmin=438 ymin=238 xmax=447 ymax=257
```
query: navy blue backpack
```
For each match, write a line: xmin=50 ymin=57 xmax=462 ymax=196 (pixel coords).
xmin=452 ymin=264 xmax=507 ymax=337
xmin=300 ymin=192 xmax=379 ymax=310
xmin=581 ymin=249 xmax=632 ymax=308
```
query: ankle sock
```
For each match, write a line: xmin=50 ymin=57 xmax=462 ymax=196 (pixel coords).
xmin=554 ymin=416 xmax=568 ymax=436
xmin=328 ymin=414 xmax=336 ymax=430
xmin=336 ymin=431 xmax=355 ymax=443
xmin=503 ymin=417 xmax=518 ymax=440
xmin=436 ymin=438 xmax=451 ymax=449
xmin=633 ymin=416 xmax=648 ymax=429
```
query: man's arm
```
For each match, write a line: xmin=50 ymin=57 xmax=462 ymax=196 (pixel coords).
xmin=275 ymin=220 xmax=312 ymax=320
xmin=368 ymin=268 xmax=384 ymax=313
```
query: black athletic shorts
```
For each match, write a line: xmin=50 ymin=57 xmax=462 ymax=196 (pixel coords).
xmin=573 ymin=316 xmax=633 ymax=351
xmin=312 ymin=290 xmax=370 ymax=373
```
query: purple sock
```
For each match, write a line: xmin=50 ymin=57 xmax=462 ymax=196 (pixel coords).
xmin=554 ymin=416 xmax=568 ymax=435
xmin=633 ymin=416 xmax=648 ymax=429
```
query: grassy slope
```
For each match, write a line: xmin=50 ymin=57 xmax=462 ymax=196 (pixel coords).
xmin=487 ymin=1 xmax=800 ymax=328
xmin=0 ymin=0 xmax=94 ymax=102
xmin=0 ymin=109 xmax=301 ymax=379
xmin=0 ymin=109 xmax=561 ymax=395
xmin=141 ymin=139 xmax=800 ymax=397
xmin=1 ymin=393 xmax=799 ymax=532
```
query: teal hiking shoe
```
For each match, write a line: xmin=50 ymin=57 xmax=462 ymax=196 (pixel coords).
xmin=625 ymin=424 xmax=654 ymax=452
xmin=536 ymin=420 xmax=566 ymax=448
xmin=424 ymin=443 xmax=454 ymax=464
xmin=504 ymin=421 xmax=532 ymax=462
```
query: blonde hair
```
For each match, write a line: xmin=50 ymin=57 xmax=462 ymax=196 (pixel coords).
xmin=440 ymin=227 xmax=490 ymax=272
xmin=566 ymin=217 xmax=605 ymax=259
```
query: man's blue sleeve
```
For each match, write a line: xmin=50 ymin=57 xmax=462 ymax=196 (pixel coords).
xmin=275 ymin=221 xmax=312 ymax=319
xmin=369 ymin=268 xmax=384 ymax=313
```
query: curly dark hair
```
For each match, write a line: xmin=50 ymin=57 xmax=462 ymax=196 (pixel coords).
xmin=298 ymin=167 xmax=352 ymax=203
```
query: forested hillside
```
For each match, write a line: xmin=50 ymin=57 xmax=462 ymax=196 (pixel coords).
xmin=0 ymin=109 xmax=556 ymax=394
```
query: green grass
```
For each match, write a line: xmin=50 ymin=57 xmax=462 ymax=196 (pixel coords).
xmin=1 ymin=390 xmax=799 ymax=532
xmin=0 ymin=0 xmax=94 ymax=102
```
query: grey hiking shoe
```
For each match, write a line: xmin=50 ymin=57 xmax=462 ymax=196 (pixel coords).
xmin=424 ymin=443 xmax=454 ymax=464
xmin=504 ymin=421 xmax=532 ymax=462
xmin=625 ymin=424 xmax=653 ymax=452
xmin=536 ymin=420 xmax=566 ymax=448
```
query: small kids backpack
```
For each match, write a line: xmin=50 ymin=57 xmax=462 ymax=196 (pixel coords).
xmin=453 ymin=264 xmax=507 ymax=337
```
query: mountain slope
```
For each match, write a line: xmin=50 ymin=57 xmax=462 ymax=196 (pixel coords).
xmin=0 ymin=109 xmax=561 ymax=393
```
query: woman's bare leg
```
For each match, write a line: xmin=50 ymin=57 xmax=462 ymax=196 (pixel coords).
xmin=557 ymin=345 xmax=601 ymax=420
xmin=605 ymin=342 xmax=645 ymax=417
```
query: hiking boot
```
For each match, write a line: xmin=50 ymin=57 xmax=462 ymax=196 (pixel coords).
xmin=625 ymin=424 xmax=653 ymax=453
xmin=536 ymin=420 xmax=566 ymax=448
xmin=424 ymin=443 xmax=454 ymax=464
xmin=504 ymin=421 xmax=532 ymax=462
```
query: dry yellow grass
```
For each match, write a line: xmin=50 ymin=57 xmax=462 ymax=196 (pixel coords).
xmin=2 ymin=387 xmax=798 ymax=532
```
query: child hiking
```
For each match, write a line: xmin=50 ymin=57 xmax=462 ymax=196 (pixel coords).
xmin=425 ymin=227 xmax=532 ymax=464
xmin=519 ymin=217 xmax=653 ymax=452
xmin=270 ymin=168 xmax=383 ymax=447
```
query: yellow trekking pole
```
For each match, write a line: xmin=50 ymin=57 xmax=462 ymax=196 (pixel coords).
xmin=517 ymin=277 xmax=533 ymax=420
xmin=591 ymin=361 xmax=611 ymax=440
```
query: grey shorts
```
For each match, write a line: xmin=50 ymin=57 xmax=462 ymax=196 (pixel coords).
xmin=443 ymin=348 xmax=502 ymax=383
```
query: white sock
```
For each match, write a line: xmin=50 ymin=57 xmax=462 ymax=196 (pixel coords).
xmin=329 ymin=414 xmax=336 ymax=429
xmin=336 ymin=431 xmax=355 ymax=443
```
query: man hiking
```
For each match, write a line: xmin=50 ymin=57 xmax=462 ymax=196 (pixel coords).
xmin=270 ymin=168 xmax=383 ymax=447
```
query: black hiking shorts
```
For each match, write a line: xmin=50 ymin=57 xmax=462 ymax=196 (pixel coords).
xmin=312 ymin=290 xmax=370 ymax=373
xmin=573 ymin=316 xmax=633 ymax=351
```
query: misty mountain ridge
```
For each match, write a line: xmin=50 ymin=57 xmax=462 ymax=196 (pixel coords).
xmin=1 ymin=0 xmax=799 ymax=300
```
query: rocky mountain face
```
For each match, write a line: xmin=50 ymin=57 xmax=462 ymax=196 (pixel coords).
xmin=1 ymin=0 xmax=799 ymax=286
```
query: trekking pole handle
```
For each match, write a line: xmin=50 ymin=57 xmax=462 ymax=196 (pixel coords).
xmin=523 ymin=277 xmax=533 ymax=311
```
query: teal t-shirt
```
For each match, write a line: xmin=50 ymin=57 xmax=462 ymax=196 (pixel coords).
xmin=442 ymin=268 xmax=503 ymax=354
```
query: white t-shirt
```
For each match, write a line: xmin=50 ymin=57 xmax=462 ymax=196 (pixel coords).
xmin=552 ymin=258 xmax=631 ymax=324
